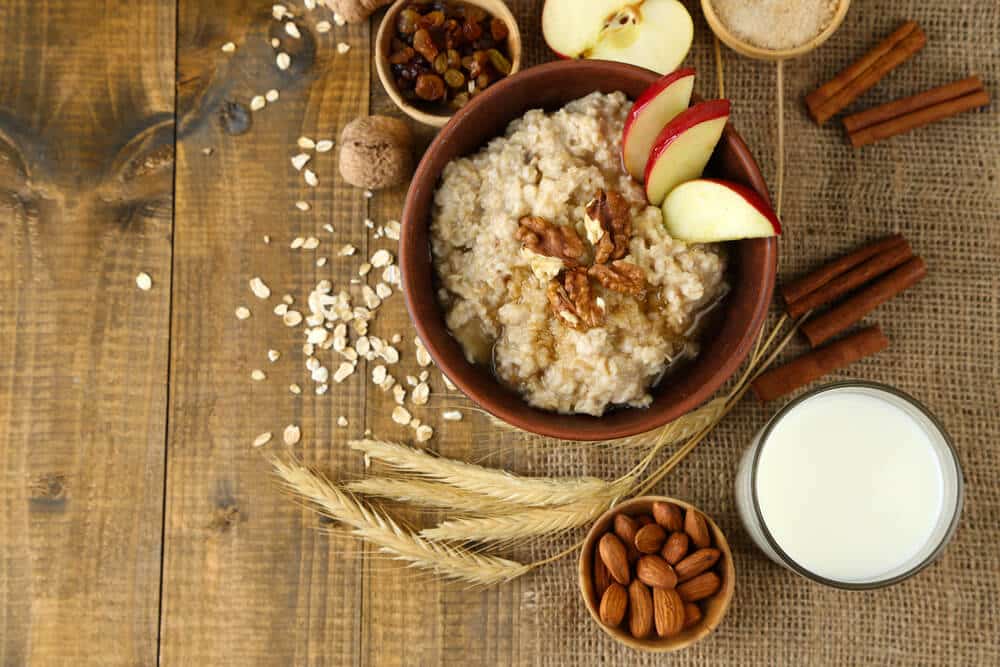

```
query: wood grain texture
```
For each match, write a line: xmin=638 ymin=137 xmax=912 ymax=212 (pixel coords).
xmin=0 ymin=1 xmax=175 ymax=665
xmin=159 ymin=2 xmax=370 ymax=664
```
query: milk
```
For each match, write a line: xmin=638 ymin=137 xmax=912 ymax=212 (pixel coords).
xmin=736 ymin=383 xmax=962 ymax=587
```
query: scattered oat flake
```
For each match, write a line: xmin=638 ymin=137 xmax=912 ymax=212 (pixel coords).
xmin=249 ymin=277 xmax=271 ymax=299
xmin=266 ymin=89 xmax=280 ymax=102
xmin=283 ymin=424 xmax=301 ymax=446
xmin=282 ymin=294 xmax=293 ymax=305
xmin=391 ymin=333 xmax=403 ymax=344
xmin=250 ymin=95 xmax=266 ymax=111
xmin=337 ymin=42 xmax=351 ymax=54
xmin=270 ymin=37 xmax=281 ymax=48
xmin=289 ymin=383 xmax=302 ymax=395
xmin=235 ymin=306 xmax=251 ymax=320
xmin=291 ymin=153 xmax=311 ymax=171
xmin=267 ymin=349 xmax=280 ymax=362
xmin=274 ymin=303 xmax=288 ymax=316
xmin=253 ymin=431 xmax=272 ymax=447
xmin=334 ymin=12 xmax=346 ymax=26
xmin=135 ymin=272 xmax=152 ymax=291
xmin=375 ymin=282 xmax=392 ymax=299
xmin=316 ymin=383 xmax=329 ymax=395
xmin=285 ymin=22 xmax=301 ymax=38
xmin=302 ymin=236 xmax=320 ymax=250
xmin=283 ymin=310 xmax=303 ymax=326
xmin=412 ymin=382 xmax=430 ymax=405
xmin=263 ymin=235 xmax=271 ymax=244
xmin=316 ymin=257 xmax=328 ymax=267
xmin=419 ymin=370 xmax=429 ymax=383
xmin=358 ymin=263 xmax=372 ymax=277
xmin=385 ymin=220 xmax=401 ymax=240
xmin=337 ymin=416 xmax=348 ymax=427
xmin=371 ymin=249 xmax=393 ymax=268
xmin=333 ymin=362 xmax=355 ymax=383
xmin=202 ymin=147 xmax=213 ymax=156
xmin=276 ymin=52 xmax=291 ymax=70
xmin=316 ymin=139 xmax=334 ymax=153
xmin=392 ymin=406 xmax=412 ymax=425
xmin=316 ymin=20 xmax=332 ymax=33
xmin=442 ymin=410 xmax=463 ymax=421
xmin=406 ymin=375 xmax=418 ymax=387
xmin=272 ymin=4 xmax=288 ymax=20
xmin=221 ymin=41 xmax=236 ymax=53
xmin=364 ymin=190 xmax=374 ymax=199
xmin=382 ymin=346 xmax=400 ymax=364
xmin=409 ymin=417 xmax=421 ymax=428
xmin=364 ymin=218 xmax=375 ymax=229
xmin=382 ymin=265 xmax=401 ymax=285
xmin=372 ymin=365 xmax=387 ymax=384
xmin=297 ymin=136 xmax=315 ymax=150
xmin=393 ymin=385 xmax=406 ymax=405
xmin=416 ymin=346 xmax=432 ymax=368
xmin=251 ymin=369 xmax=266 ymax=381
xmin=339 ymin=244 xmax=357 ymax=256
xmin=442 ymin=373 xmax=457 ymax=391
xmin=291 ymin=237 xmax=305 ymax=249
xmin=415 ymin=425 xmax=434 ymax=442
xmin=295 ymin=200 xmax=311 ymax=211
xmin=323 ymin=223 xmax=335 ymax=233
xmin=304 ymin=169 xmax=318 ymax=187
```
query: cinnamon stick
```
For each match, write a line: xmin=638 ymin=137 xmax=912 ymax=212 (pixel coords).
xmin=848 ymin=89 xmax=991 ymax=147
xmin=780 ymin=234 xmax=907 ymax=306
xmin=801 ymin=256 xmax=927 ymax=348
xmin=843 ymin=76 xmax=984 ymax=133
xmin=805 ymin=21 xmax=919 ymax=117
xmin=786 ymin=241 xmax=914 ymax=317
xmin=752 ymin=326 xmax=889 ymax=402
xmin=810 ymin=29 xmax=927 ymax=125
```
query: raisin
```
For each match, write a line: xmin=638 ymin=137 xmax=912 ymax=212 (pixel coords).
xmin=412 ymin=28 xmax=439 ymax=62
xmin=490 ymin=18 xmax=509 ymax=41
xmin=487 ymin=49 xmax=511 ymax=75
xmin=444 ymin=68 xmax=465 ymax=88
xmin=415 ymin=73 xmax=446 ymax=100
xmin=389 ymin=46 xmax=416 ymax=65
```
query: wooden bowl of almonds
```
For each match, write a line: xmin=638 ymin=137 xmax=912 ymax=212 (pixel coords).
xmin=579 ymin=496 xmax=735 ymax=652
xmin=375 ymin=0 xmax=522 ymax=127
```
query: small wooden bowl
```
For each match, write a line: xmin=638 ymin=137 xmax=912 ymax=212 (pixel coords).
xmin=701 ymin=0 xmax=851 ymax=61
xmin=579 ymin=496 xmax=736 ymax=652
xmin=375 ymin=0 xmax=522 ymax=127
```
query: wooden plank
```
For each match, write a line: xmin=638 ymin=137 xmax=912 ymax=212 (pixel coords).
xmin=160 ymin=2 xmax=371 ymax=664
xmin=0 ymin=1 xmax=175 ymax=664
xmin=359 ymin=2 xmax=547 ymax=665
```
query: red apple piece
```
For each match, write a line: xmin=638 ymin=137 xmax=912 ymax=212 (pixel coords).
xmin=643 ymin=99 xmax=730 ymax=206
xmin=622 ymin=68 xmax=696 ymax=181
xmin=661 ymin=178 xmax=782 ymax=243
xmin=542 ymin=0 xmax=693 ymax=74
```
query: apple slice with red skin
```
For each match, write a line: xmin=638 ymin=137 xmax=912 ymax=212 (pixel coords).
xmin=661 ymin=178 xmax=782 ymax=243
xmin=621 ymin=68 xmax=696 ymax=181
xmin=542 ymin=0 xmax=693 ymax=74
xmin=643 ymin=99 xmax=730 ymax=206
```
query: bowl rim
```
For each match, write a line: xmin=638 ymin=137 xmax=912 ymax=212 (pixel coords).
xmin=374 ymin=0 xmax=524 ymax=127
xmin=578 ymin=495 xmax=736 ymax=652
xmin=701 ymin=0 xmax=852 ymax=61
xmin=400 ymin=60 xmax=777 ymax=440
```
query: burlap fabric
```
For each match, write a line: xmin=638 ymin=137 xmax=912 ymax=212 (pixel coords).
xmin=490 ymin=1 xmax=1000 ymax=664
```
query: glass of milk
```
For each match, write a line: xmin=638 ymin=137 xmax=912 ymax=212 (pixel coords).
xmin=735 ymin=381 xmax=963 ymax=589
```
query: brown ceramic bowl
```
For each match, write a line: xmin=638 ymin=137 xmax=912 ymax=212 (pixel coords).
xmin=579 ymin=496 xmax=736 ymax=652
xmin=400 ymin=60 xmax=777 ymax=440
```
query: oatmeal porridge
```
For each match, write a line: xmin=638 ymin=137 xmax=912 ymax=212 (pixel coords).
xmin=430 ymin=91 xmax=727 ymax=416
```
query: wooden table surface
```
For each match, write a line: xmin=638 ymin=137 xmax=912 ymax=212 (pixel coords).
xmin=3 ymin=1 xmax=998 ymax=666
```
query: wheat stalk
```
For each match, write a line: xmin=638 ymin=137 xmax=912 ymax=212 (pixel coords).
xmin=346 ymin=477 xmax=511 ymax=514
xmin=421 ymin=497 xmax=612 ymax=545
xmin=269 ymin=454 xmax=529 ymax=586
xmin=350 ymin=438 xmax=621 ymax=508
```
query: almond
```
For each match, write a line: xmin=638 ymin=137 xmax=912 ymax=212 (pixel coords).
xmin=684 ymin=509 xmax=711 ymax=548
xmin=613 ymin=513 xmax=642 ymax=563
xmin=661 ymin=531 xmax=690 ymax=565
xmin=634 ymin=523 xmax=667 ymax=554
xmin=599 ymin=582 xmax=628 ymax=628
xmin=627 ymin=579 xmax=654 ymax=639
xmin=682 ymin=602 xmax=703 ymax=630
xmin=677 ymin=571 xmax=721 ymax=602
xmin=598 ymin=532 xmax=631 ymax=585
xmin=653 ymin=588 xmax=685 ymax=638
xmin=675 ymin=548 xmax=721 ymax=583
xmin=593 ymin=550 xmax=613 ymax=598
xmin=652 ymin=501 xmax=684 ymax=532
xmin=636 ymin=555 xmax=677 ymax=589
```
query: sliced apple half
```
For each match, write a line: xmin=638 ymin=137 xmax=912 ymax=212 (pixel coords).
xmin=662 ymin=178 xmax=782 ymax=243
xmin=542 ymin=0 xmax=693 ymax=74
xmin=621 ymin=68 xmax=696 ymax=181
xmin=643 ymin=99 xmax=730 ymax=206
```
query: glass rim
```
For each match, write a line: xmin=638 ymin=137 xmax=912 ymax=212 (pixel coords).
xmin=749 ymin=380 xmax=965 ymax=591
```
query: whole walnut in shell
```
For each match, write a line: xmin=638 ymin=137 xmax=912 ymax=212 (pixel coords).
xmin=338 ymin=115 xmax=414 ymax=190
xmin=329 ymin=0 xmax=392 ymax=24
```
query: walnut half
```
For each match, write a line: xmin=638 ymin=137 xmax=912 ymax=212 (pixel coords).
xmin=585 ymin=190 xmax=632 ymax=265
xmin=516 ymin=216 xmax=586 ymax=267
xmin=547 ymin=268 xmax=605 ymax=329
xmin=589 ymin=261 xmax=646 ymax=297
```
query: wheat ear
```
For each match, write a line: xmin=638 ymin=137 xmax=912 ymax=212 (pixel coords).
xmin=346 ymin=477 xmax=511 ymax=514
xmin=350 ymin=438 xmax=620 ymax=507
xmin=269 ymin=454 xmax=529 ymax=586
xmin=421 ymin=498 xmax=612 ymax=545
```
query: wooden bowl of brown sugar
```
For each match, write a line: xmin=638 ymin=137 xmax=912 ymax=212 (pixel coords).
xmin=375 ymin=0 xmax=522 ymax=127
xmin=702 ymin=0 xmax=851 ymax=60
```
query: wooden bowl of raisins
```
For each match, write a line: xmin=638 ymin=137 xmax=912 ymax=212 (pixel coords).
xmin=376 ymin=0 xmax=522 ymax=127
